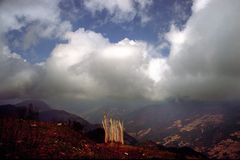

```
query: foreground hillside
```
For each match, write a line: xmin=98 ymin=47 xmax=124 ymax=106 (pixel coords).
xmin=0 ymin=118 xmax=206 ymax=159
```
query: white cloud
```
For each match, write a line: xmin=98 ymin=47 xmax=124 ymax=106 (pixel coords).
xmin=83 ymin=0 xmax=153 ymax=23
xmin=0 ymin=0 xmax=58 ymax=32
xmin=40 ymin=28 xmax=167 ymax=101
xmin=148 ymin=59 xmax=169 ymax=82
xmin=192 ymin=0 xmax=211 ymax=13
xmin=164 ymin=0 xmax=240 ymax=100
xmin=0 ymin=0 xmax=72 ymax=50
xmin=0 ymin=0 xmax=71 ymax=98
xmin=165 ymin=25 xmax=186 ymax=56
xmin=0 ymin=47 xmax=36 ymax=99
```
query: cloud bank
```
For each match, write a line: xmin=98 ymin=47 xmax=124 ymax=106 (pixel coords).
xmin=0 ymin=0 xmax=240 ymax=105
xmin=29 ymin=29 xmax=168 ymax=101
xmin=165 ymin=0 xmax=240 ymax=100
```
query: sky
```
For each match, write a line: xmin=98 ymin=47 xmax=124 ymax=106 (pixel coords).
xmin=0 ymin=0 xmax=240 ymax=108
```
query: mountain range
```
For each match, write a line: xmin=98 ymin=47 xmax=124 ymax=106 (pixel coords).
xmin=0 ymin=99 xmax=208 ymax=159
xmin=84 ymin=99 xmax=240 ymax=159
xmin=1 ymin=99 xmax=239 ymax=159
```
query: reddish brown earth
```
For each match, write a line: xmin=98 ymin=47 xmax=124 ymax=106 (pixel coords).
xmin=0 ymin=118 xmax=206 ymax=159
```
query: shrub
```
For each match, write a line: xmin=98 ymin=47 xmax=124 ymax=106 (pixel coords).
xmin=102 ymin=113 xmax=124 ymax=144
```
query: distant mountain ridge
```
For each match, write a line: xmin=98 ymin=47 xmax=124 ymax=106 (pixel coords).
xmin=122 ymin=100 xmax=240 ymax=159
xmin=16 ymin=99 xmax=51 ymax=112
